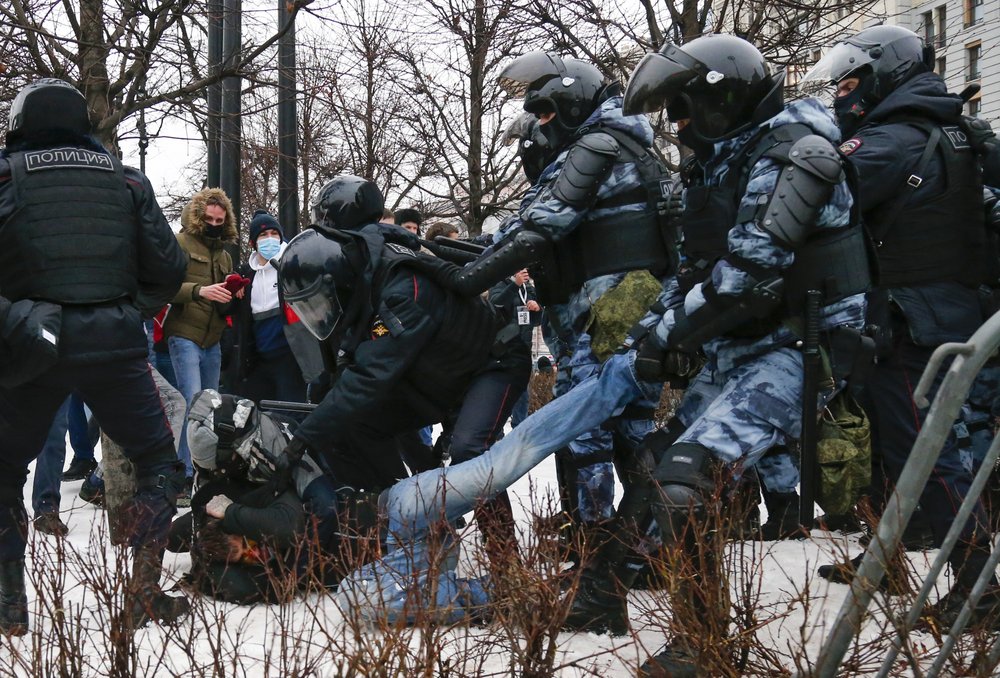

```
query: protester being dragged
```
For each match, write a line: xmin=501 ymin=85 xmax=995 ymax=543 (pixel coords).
xmin=232 ymin=210 xmax=322 ymax=403
xmin=172 ymin=390 xmax=376 ymax=603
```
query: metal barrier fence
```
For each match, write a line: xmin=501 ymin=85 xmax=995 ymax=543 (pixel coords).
xmin=806 ymin=310 xmax=1000 ymax=677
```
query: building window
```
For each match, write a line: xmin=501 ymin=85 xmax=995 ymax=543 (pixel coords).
xmin=936 ymin=56 xmax=947 ymax=78
xmin=935 ymin=6 xmax=947 ymax=46
xmin=922 ymin=11 xmax=935 ymax=45
xmin=967 ymin=97 xmax=981 ymax=118
xmin=968 ymin=43 xmax=981 ymax=81
xmin=965 ymin=0 xmax=984 ymax=27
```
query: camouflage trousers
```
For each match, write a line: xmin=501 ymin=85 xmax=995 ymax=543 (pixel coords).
xmin=674 ymin=348 xmax=822 ymax=494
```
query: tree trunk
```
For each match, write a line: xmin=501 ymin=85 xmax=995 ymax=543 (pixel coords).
xmin=78 ymin=0 xmax=116 ymax=153
xmin=102 ymin=434 xmax=135 ymax=545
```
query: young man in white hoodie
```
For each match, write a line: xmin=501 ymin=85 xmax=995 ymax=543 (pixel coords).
xmin=233 ymin=210 xmax=321 ymax=402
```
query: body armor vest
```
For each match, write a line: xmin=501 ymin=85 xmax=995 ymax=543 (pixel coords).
xmin=868 ymin=118 xmax=990 ymax=288
xmin=678 ymin=124 xmax=871 ymax=311
xmin=351 ymin=243 xmax=499 ymax=421
xmin=1 ymin=147 xmax=138 ymax=304
xmin=532 ymin=129 xmax=678 ymax=305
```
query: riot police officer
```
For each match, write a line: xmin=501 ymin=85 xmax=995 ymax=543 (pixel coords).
xmin=487 ymin=50 xmax=676 ymax=547
xmin=277 ymin=176 xmax=499 ymax=492
xmin=0 ymin=79 xmax=189 ymax=634
xmin=803 ymin=25 xmax=1000 ymax=627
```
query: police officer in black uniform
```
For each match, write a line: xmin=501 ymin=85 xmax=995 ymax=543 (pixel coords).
xmin=804 ymin=25 xmax=1000 ymax=625
xmin=277 ymin=176 xmax=499 ymax=492
xmin=0 ymin=79 xmax=189 ymax=634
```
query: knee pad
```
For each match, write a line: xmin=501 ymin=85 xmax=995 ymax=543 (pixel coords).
xmin=650 ymin=443 xmax=717 ymax=546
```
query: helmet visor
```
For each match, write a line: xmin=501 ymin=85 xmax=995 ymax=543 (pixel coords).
xmin=623 ymin=49 xmax=701 ymax=116
xmin=499 ymin=51 xmax=565 ymax=97
xmin=801 ymin=41 xmax=877 ymax=86
xmin=284 ymin=273 xmax=342 ymax=341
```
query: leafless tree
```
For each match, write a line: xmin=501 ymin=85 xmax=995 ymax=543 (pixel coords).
xmin=0 ymin=0 xmax=313 ymax=155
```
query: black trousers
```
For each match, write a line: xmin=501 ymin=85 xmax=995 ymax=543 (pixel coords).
xmin=865 ymin=337 xmax=988 ymax=546
xmin=0 ymin=355 xmax=174 ymax=559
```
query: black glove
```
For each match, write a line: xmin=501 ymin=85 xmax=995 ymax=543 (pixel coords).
xmin=964 ymin=115 xmax=997 ymax=153
xmin=0 ymin=298 xmax=61 ymax=388
xmin=307 ymin=371 xmax=332 ymax=404
xmin=634 ymin=339 xmax=693 ymax=384
xmin=661 ymin=189 xmax=684 ymax=223
xmin=273 ymin=436 xmax=308 ymax=489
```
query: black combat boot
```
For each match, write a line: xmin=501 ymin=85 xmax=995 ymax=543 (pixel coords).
xmin=638 ymin=643 xmax=698 ymax=677
xmin=126 ymin=546 xmax=190 ymax=629
xmin=922 ymin=543 xmax=1000 ymax=632
xmin=0 ymin=559 xmax=28 ymax=636
xmin=759 ymin=490 xmax=808 ymax=540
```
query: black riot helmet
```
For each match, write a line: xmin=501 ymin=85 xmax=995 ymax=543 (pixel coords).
xmin=278 ymin=229 xmax=359 ymax=341
xmin=310 ymin=175 xmax=385 ymax=231
xmin=623 ymin=35 xmax=784 ymax=145
xmin=502 ymin=111 xmax=552 ymax=184
xmin=802 ymin=25 xmax=930 ymax=133
xmin=7 ymin=78 xmax=91 ymax=146
xmin=499 ymin=51 xmax=617 ymax=152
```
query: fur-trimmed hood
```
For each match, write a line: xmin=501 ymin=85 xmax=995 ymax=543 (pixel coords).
xmin=180 ymin=187 xmax=238 ymax=243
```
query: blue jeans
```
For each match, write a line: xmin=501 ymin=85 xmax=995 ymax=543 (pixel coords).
xmin=168 ymin=336 xmax=222 ymax=477
xmin=32 ymin=397 xmax=72 ymax=515
xmin=66 ymin=392 xmax=95 ymax=463
xmin=338 ymin=351 xmax=662 ymax=622
xmin=381 ymin=351 xmax=662 ymax=539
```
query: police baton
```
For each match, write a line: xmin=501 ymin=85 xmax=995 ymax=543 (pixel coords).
xmin=798 ymin=289 xmax=822 ymax=527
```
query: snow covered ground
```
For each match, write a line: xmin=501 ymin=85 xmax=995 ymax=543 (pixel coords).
xmin=2 ymin=444 xmax=968 ymax=677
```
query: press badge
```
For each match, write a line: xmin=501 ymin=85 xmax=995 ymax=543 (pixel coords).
xmin=516 ymin=306 xmax=531 ymax=326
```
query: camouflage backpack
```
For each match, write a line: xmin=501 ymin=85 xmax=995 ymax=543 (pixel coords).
xmin=587 ymin=270 xmax=663 ymax=363
xmin=816 ymin=390 xmax=872 ymax=517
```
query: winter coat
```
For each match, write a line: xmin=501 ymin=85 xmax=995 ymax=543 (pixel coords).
xmin=0 ymin=138 xmax=186 ymax=365
xmin=840 ymin=72 xmax=985 ymax=348
xmin=233 ymin=247 xmax=324 ymax=383
xmin=163 ymin=188 xmax=237 ymax=348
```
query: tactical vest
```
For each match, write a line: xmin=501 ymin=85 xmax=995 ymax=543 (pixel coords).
xmin=532 ymin=129 xmax=678 ymax=305
xmin=867 ymin=118 xmax=990 ymax=288
xmin=678 ymin=124 xmax=871 ymax=312
xmin=359 ymin=242 xmax=500 ymax=420
xmin=1 ymin=147 xmax=138 ymax=304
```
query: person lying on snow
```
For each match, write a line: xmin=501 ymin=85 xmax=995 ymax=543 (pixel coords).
xmin=167 ymin=390 xmax=381 ymax=603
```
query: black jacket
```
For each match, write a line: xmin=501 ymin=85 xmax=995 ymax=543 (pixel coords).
xmin=293 ymin=224 xmax=497 ymax=448
xmin=0 ymin=140 xmax=186 ymax=364
xmin=843 ymin=73 xmax=984 ymax=347
xmin=488 ymin=277 xmax=539 ymax=375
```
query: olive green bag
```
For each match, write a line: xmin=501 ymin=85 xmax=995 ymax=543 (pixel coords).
xmin=588 ymin=270 xmax=663 ymax=363
xmin=815 ymin=390 xmax=872 ymax=517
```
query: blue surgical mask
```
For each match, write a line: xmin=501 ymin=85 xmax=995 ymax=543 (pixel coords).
xmin=257 ymin=237 xmax=281 ymax=261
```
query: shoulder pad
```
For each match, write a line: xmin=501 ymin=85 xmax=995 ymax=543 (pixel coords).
xmin=551 ymin=132 xmax=620 ymax=208
xmin=788 ymin=135 xmax=843 ymax=184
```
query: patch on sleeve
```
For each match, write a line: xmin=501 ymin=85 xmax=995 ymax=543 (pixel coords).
xmin=370 ymin=317 xmax=390 ymax=339
xmin=838 ymin=138 xmax=863 ymax=155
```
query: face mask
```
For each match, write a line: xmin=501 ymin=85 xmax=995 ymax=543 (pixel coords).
xmin=833 ymin=77 xmax=874 ymax=137
xmin=677 ymin=125 xmax=716 ymax=163
xmin=204 ymin=224 xmax=224 ymax=239
xmin=257 ymin=237 xmax=281 ymax=261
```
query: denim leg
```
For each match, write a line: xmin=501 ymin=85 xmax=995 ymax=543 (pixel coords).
xmin=31 ymin=398 xmax=71 ymax=515
xmin=337 ymin=533 xmax=490 ymax=624
xmin=66 ymin=392 xmax=95 ymax=462
xmin=509 ymin=392 xmax=529 ymax=429
xmin=382 ymin=351 xmax=659 ymax=541
xmin=168 ymin=336 xmax=205 ymax=476
xmin=200 ymin=343 xmax=223 ymax=393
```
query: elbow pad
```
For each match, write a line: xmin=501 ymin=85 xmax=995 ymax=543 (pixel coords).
xmin=755 ymin=135 xmax=843 ymax=248
xmin=453 ymin=230 xmax=551 ymax=296
xmin=551 ymin=133 xmax=619 ymax=207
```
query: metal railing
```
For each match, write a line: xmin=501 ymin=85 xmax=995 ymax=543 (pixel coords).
xmin=806 ymin=310 xmax=1000 ymax=677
